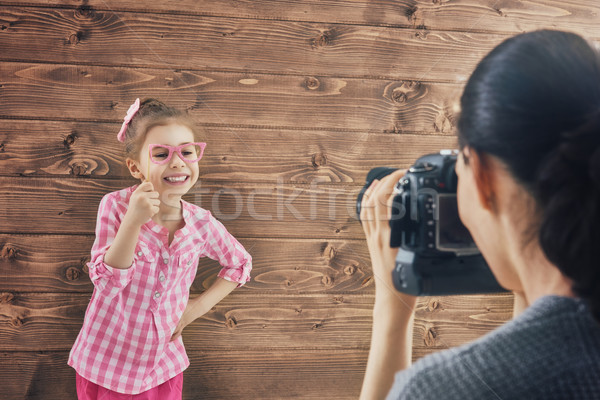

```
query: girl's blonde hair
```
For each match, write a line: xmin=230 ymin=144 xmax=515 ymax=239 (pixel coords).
xmin=120 ymin=98 xmax=205 ymax=160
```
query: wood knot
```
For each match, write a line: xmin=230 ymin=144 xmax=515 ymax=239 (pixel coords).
xmin=361 ymin=276 xmax=373 ymax=287
xmin=321 ymin=275 xmax=333 ymax=287
xmin=284 ymin=279 xmax=293 ymax=287
xmin=0 ymin=143 xmax=4 ymax=153
xmin=405 ymin=5 xmax=418 ymax=22
xmin=333 ymin=296 xmax=344 ymax=304
xmin=322 ymin=243 xmax=336 ymax=261
xmin=311 ymin=321 xmax=324 ymax=330
xmin=63 ymin=132 xmax=78 ymax=148
xmin=295 ymin=308 xmax=302 ymax=314
xmin=226 ymin=316 xmax=237 ymax=329
xmin=1 ymin=245 xmax=18 ymax=260
xmin=392 ymin=89 xmax=407 ymax=103
xmin=311 ymin=152 xmax=327 ymax=168
xmin=75 ymin=5 xmax=95 ymax=19
xmin=304 ymin=77 xmax=320 ymax=90
xmin=434 ymin=110 xmax=454 ymax=133
xmin=65 ymin=267 xmax=81 ymax=281
xmin=1 ymin=25 xmax=8 ymax=31
xmin=0 ymin=293 xmax=14 ymax=304
xmin=11 ymin=317 xmax=24 ymax=327
xmin=310 ymin=30 xmax=333 ymax=48
xmin=68 ymin=31 xmax=82 ymax=45
xmin=427 ymin=299 xmax=440 ymax=311
xmin=424 ymin=325 xmax=438 ymax=347
xmin=343 ymin=265 xmax=356 ymax=276
xmin=70 ymin=162 xmax=88 ymax=176
xmin=390 ymin=81 xmax=422 ymax=105
xmin=415 ymin=26 xmax=428 ymax=39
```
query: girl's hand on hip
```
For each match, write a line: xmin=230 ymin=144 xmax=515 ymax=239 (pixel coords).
xmin=171 ymin=301 xmax=200 ymax=341
xmin=125 ymin=181 xmax=160 ymax=226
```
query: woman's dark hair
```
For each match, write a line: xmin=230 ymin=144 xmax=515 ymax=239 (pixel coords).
xmin=457 ymin=30 xmax=600 ymax=320
xmin=121 ymin=98 xmax=204 ymax=159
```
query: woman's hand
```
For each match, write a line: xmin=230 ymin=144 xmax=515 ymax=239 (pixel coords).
xmin=359 ymin=169 xmax=418 ymax=400
xmin=125 ymin=181 xmax=160 ymax=226
xmin=359 ymin=169 xmax=417 ymax=309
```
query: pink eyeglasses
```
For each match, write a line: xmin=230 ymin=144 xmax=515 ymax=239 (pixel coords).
xmin=148 ymin=142 xmax=206 ymax=165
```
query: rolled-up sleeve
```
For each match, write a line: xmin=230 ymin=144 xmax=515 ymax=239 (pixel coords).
xmin=87 ymin=193 xmax=136 ymax=291
xmin=203 ymin=213 xmax=252 ymax=287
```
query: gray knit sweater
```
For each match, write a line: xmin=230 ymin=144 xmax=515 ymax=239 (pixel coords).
xmin=387 ymin=296 xmax=600 ymax=399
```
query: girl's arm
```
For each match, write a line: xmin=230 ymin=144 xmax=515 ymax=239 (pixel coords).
xmin=104 ymin=182 xmax=160 ymax=269
xmin=359 ymin=170 xmax=417 ymax=400
xmin=170 ymin=277 xmax=238 ymax=340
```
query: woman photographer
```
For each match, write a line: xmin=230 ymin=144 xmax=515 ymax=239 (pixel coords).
xmin=359 ymin=30 xmax=600 ymax=399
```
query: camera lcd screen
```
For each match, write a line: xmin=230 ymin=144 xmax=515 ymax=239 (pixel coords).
xmin=436 ymin=194 xmax=477 ymax=252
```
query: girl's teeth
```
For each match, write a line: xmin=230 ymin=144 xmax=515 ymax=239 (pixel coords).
xmin=165 ymin=176 xmax=187 ymax=182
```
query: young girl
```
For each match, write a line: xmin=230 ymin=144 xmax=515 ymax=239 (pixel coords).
xmin=68 ymin=98 xmax=252 ymax=399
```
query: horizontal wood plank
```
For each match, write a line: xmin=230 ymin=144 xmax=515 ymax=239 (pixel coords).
xmin=0 ymin=7 xmax=513 ymax=81
xmin=0 ymin=291 xmax=512 ymax=354
xmin=0 ymin=234 xmax=376 ymax=293
xmin=0 ymin=62 xmax=465 ymax=133
xmin=0 ymin=176 xmax=370 ymax=238
xmin=0 ymin=349 xmax=369 ymax=399
xmin=0 ymin=120 xmax=457 ymax=182
xmin=411 ymin=294 xmax=514 ymax=359
xmin=2 ymin=1 xmax=599 ymax=38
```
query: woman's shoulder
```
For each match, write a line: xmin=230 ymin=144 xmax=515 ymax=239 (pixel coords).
xmin=388 ymin=295 xmax=600 ymax=400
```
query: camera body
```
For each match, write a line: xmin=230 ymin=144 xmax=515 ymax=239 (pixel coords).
xmin=357 ymin=150 xmax=506 ymax=296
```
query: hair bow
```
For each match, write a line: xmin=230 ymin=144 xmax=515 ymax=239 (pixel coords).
xmin=116 ymin=98 xmax=141 ymax=142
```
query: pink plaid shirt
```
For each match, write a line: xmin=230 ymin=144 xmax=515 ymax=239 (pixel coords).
xmin=68 ymin=185 xmax=252 ymax=394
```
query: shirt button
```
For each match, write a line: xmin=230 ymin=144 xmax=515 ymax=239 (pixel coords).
xmin=163 ymin=258 xmax=169 ymax=264
xmin=154 ymin=291 xmax=161 ymax=299
xmin=159 ymin=274 xmax=165 ymax=282
xmin=137 ymin=251 xmax=143 ymax=256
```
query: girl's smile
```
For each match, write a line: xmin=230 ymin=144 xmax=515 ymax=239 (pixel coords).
xmin=163 ymin=174 xmax=190 ymax=185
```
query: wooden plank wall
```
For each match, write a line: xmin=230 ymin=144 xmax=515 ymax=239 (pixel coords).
xmin=0 ymin=1 xmax=598 ymax=398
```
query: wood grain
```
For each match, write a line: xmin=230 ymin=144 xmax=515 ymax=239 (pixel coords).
xmin=0 ymin=7 xmax=511 ymax=81
xmin=0 ymin=234 xmax=375 ymax=293
xmin=0 ymin=291 xmax=511 ymax=353
xmin=0 ymin=1 xmax=532 ymax=398
xmin=0 ymin=349 xmax=369 ymax=399
xmin=2 ymin=1 xmax=599 ymax=38
xmin=0 ymin=62 xmax=465 ymax=133
xmin=0 ymin=120 xmax=457 ymax=182
xmin=0 ymin=176 xmax=372 ymax=238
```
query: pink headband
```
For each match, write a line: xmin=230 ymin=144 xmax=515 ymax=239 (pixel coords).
xmin=116 ymin=98 xmax=141 ymax=142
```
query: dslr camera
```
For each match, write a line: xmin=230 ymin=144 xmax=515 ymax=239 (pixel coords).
xmin=356 ymin=150 xmax=506 ymax=296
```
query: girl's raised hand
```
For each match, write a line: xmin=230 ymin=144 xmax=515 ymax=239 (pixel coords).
xmin=125 ymin=181 xmax=160 ymax=226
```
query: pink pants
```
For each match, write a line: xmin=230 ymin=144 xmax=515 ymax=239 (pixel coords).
xmin=76 ymin=372 xmax=183 ymax=400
